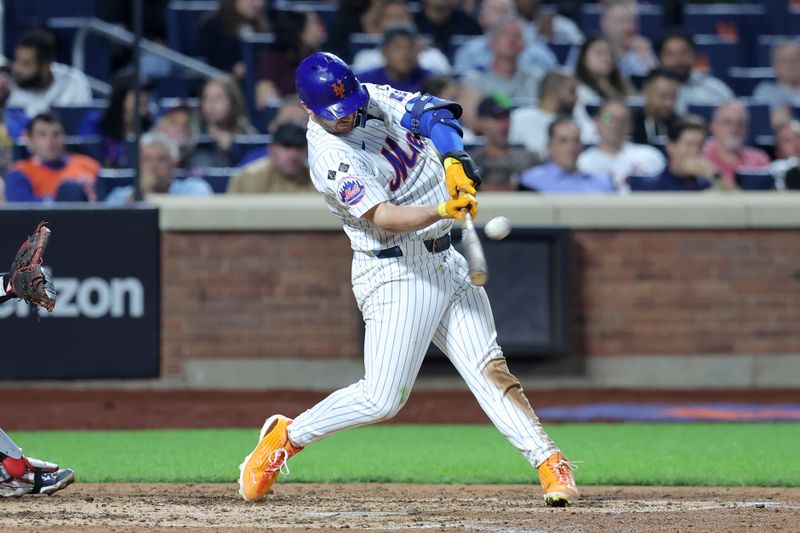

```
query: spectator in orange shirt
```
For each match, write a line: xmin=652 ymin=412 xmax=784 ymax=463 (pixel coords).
xmin=4 ymin=113 xmax=100 ymax=202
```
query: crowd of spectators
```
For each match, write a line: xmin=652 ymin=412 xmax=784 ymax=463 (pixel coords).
xmin=2 ymin=0 xmax=800 ymax=204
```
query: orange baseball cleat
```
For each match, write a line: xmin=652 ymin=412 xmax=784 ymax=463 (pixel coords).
xmin=238 ymin=415 xmax=303 ymax=502
xmin=537 ymin=452 xmax=580 ymax=507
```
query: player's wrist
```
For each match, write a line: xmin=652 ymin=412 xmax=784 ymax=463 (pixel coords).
xmin=437 ymin=201 xmax=451 ymax=219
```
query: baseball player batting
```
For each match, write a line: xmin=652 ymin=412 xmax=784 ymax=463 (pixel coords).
xmin=238 ymin=52 xmax=579 ymax=507
xmin=0 ymin=222 xmax=74 ymax=497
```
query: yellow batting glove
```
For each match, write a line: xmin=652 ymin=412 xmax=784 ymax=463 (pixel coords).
xmin=444 ymin=157 xmax=477 ymax=199
xmin=437 ymin=193 xmax=478 ymax=221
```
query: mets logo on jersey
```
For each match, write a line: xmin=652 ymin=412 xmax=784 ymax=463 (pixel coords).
xmin=332 ymin=79 xmax=347 ymax=99
xmin=338 ymin=177 xmax=366 ymax=206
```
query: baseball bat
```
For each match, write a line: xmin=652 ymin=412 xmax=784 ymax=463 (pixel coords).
xmin=460 ymin=212 xmax=488 ymax=286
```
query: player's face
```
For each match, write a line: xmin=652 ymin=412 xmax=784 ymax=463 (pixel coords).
xmin=29 ymin=121 xmax=66 ymax=163
xmin=302 ymin=102 xmax=359 ymax=135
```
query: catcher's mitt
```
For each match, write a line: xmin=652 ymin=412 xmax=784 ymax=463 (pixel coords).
xmin=7 ymin=221 xmax=56 ymax=312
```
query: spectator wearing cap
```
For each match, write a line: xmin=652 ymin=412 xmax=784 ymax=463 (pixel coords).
xmin=509 ymin=71 xmax=597 ymax=159
xmin=414 ymin=0 xmax=482 ymax=55
xmin=632 ymin=68 xmax=682 ymax=146
xmin=153 ymin=101 xmax=196 ymax=168
xmin=470 ymin=94 xmax=540 ymax=190
xmin=351 ymin=1 xmax=451 ymax=75
xmin=8 ymin=28 xmax=92 ymax=117
xmin=462 ymin=17 xmax=545 ymax=102
xmin=5 ymin=113 xmax=100 ymax=202
xmin=227 ymin=123 xmax=312 ymax=193
xmin=356 ymin=25 xmax=433 ymax=93
xmin=657 ymin=31 xmax=734 ymax=114
xmin=702 ymin=100 xmax=770 ymax=188
xmin=577 ymin=99 xmax=665 ymax=191
xmin=453 ymin=0 xmax=557 ymax=74
xmin=106 ymin=132 xmax=213 ymax=204
xmin=519 ymin=117 xmax=615 ymax=193
xmin=632 ymin=117 xmax=717 ymax=192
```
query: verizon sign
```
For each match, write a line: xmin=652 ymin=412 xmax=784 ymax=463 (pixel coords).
xmin=0 ymin=207 xmax=160 ymax=379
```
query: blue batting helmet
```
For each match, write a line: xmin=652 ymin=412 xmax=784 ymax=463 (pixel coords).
xmin=296 ymin=52 xmax=369 ymax=120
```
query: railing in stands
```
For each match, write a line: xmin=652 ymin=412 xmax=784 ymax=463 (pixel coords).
xmin=46 ymin=17 xmax=225 ymax=88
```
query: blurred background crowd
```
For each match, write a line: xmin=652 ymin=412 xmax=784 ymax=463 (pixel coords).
xmin=2 ymin=0 xmax=800 ymax=203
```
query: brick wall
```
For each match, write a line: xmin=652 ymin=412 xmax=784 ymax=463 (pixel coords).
xmin=570 ymin=230 xmax=800 ymax=356
xmin=162 ymin=229 xmax=800 ymax=377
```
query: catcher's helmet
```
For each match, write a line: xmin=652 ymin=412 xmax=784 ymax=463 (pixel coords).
xmin=296 ymin=52 xmax=369 ymax=120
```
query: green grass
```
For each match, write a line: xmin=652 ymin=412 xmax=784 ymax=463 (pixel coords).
xmin=9 ymin=423 xmax=800 ymax=486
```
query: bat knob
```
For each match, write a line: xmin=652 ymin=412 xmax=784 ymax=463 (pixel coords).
xmin=470 ymin=271 xmax=488 ymax=286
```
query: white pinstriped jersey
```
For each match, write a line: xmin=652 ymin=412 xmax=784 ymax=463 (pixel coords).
xmin=307 ymin=83 xmax=452 ymax=253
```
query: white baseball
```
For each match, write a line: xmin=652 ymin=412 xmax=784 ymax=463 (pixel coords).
xmin=484 ymin=216 xmax=511 ymax=240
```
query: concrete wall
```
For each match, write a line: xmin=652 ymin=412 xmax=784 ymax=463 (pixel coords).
xmin=153 ymin=193 xmax=800 ymax=389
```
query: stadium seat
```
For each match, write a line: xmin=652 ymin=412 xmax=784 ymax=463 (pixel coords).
xmin=348 ymin=33 xmax=382 ymax=60
xmin=579 ymin=3 xmax=664 ymax=40
xmin=693 ymin=35 xmax=742 ymax=79
xmin=546 ymin=41 xmax=577 ymax=67
xmin=271 ymin=0 xmax=338 ymax=31
xmin=52 ymin=104 xmax=107 ymax=136
xmin=96 ymin=168 xmax=135 ymax=201
xmin=249 ymin=106 xmax=279 ymax=134
xmin=448 ymin=35 xmax=476 ymax=62
xmin=762 ymin=0 xmax=791 ymax=35
xmin=6 ymin=0 xmax=96 ymax=54
xmin=683 ymin=4 xmax=766 ymax=67
xmin=725 ymin=68 xmax=774 ymax=98
xmin=197 ymin=167 xmax=236 ymax=193
xmin=166 ymin=0 xmax=219 ymax=57
xmin=240 ymin=33 xmax=277 ymax=116
xmin=756 ymin=35 xmax=799 ymax=67
xmin=735 ymin=170 xmax=776 ymax=190
xmin=747 ymin=103 xmax=772 ymax=144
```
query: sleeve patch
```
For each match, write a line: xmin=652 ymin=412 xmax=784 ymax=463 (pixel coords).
xmin=337 ymin=177 xmax=366 ymax=206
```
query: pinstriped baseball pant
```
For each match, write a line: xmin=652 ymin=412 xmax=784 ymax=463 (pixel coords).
xmin=288 ymin=244 xmax=559 ymax=469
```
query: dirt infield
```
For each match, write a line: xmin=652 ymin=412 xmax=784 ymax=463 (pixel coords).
xmin=3 ymin=483 xmax=800 ymax=532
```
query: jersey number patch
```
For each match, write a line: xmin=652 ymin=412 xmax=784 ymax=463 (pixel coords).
xmin=380 ymin=133 xmax=425 ymax=191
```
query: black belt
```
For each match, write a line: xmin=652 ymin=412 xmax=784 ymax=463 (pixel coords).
xmin=375 ymin=234 xmax=451 ymax=259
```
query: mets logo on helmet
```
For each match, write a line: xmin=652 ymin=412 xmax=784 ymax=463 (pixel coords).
xmin=338 ymin=177 xmax=366 ymax=206
xmin=332 ymin=79 xmax=347 ymax=99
